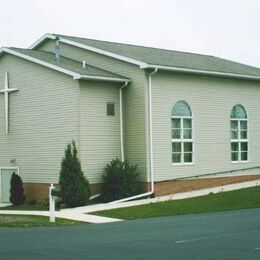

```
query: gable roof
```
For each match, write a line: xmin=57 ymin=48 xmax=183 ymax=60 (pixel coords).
xmin=0 ymin=47 xmax=129 ymax=83
xmin=30 ymin=33 xmax=260 ymax=81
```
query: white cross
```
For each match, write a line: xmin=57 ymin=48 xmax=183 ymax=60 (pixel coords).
xmin=0 ymin=72 xmax=18 ymax=134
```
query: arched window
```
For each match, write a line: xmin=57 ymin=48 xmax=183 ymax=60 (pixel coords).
xmin=230 ymin=104 xmax=248 ymax=162
xmin=171 ymin=101 xmax=193 ymax=164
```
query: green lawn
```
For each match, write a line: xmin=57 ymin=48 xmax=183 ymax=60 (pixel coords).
xmin=93 ymin=186 xmax=260 ymax=220
xmin=0 ymin=204 xmax=50 ymax=211
xmin=0 ymin=215 xmax=83 ymax=228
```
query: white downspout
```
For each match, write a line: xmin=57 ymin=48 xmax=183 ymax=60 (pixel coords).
xmin=147 ymin=68 xmax=158 ymax=194
xmin=119 ymin=81 xmax=128 ymax=162
xmin=109 ymin=68 xmax=158 ymax=204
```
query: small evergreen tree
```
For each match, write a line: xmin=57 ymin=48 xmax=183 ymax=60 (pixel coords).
xmin=59 ymin=141 xmax=91 ymax=207
xmin=101 ymin=158 xmax=142 ymax=202
xmin=9 ymin=172 xmax=25 ymax=205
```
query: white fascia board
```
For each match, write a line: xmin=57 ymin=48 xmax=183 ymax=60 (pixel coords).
xmin=143 ymin=64 xmax=260 ymax=81
xmin=59 ymin=37 xmax=148 ymax=68
xmin=74 ymin=74 xmax=130 ymax=83
xmin=29 ymin=33 xmax=57 ymax=49
xmin=0 ymin=48 xmax=80 ymax=78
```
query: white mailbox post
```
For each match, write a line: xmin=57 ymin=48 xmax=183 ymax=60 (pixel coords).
xmin=49 ymin=184 xmax=57 ymax=223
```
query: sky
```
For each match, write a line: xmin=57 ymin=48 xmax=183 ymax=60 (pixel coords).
xmin=1 ymin=0 xmax=260 ymax=67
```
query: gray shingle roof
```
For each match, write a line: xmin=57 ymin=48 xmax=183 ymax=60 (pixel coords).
xmin=9 ymin=47 xmax=129 ymax=80
xmin=55 ymin=34 xmax=260 ymax=78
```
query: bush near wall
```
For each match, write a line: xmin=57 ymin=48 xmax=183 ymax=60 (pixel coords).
xmin=101 ymin=158 xmax=142 ymax=202
xmin=10 ymin=172 xmax=26 ymax=205
xmin=59 ymin=141 xmax=91 ymax=207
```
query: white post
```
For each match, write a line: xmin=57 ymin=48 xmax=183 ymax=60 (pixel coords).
xmin=49 ymin=184 xmax=56 ymax=223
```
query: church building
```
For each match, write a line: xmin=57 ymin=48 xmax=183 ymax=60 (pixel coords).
xmin=0 ymin=33 xmax=260 ymax=202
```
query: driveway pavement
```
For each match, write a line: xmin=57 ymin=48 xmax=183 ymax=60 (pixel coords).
xmin=0 ymin=208 xmax=259 ymax=259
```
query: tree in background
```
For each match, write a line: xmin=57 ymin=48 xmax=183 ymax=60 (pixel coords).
xmin=10 ymin=172 xmax=26 ymax=205
xmin=59 ymin=141 xmax=91 ymax=207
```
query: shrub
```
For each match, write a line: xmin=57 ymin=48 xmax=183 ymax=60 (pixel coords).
xmin=101 ymin=158 xmax=142 ymax=202
xmin=59 ymin=141 xmax=91 ymax=207
xmin=9 ymin=172 xmax=26 ymax=205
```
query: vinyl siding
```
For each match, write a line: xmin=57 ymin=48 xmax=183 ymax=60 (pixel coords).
xmin=0 ymin=53 xmax=79 ymax=183
xmin=151 ymin=71 xmax=260 ymax=181
xmin=38 ymin=40 xmax=149 ymax=181
xmin=79 ymin=81 xmax=121 ymax=183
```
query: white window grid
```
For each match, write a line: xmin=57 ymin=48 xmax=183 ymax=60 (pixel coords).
xmin=230 ymin=118 xmax=248 ymax=163
xmin=171 ymin=116 xmax=193 ymax=165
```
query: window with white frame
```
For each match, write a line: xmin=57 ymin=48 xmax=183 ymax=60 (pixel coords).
xmin=171 ymin=101 xmax=193 ymax=164
xmin=230 ymin=104 xmax=248 ymax=162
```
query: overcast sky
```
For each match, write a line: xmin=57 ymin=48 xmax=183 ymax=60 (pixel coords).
xmin=1 ymin=0 xmax=260 ymax=67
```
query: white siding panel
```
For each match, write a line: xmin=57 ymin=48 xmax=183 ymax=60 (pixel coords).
xmin=39 ymin=41 xmax=148 ymax=180
xmin=152 ymin=72 xmax=260 ymax=181
xmin=0 ymin=54 xmax=79 ymax=183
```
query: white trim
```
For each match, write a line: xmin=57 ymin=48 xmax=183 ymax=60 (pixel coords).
xmin=58 ymin=38 xmax=148 ymax=68
xmin=142 ymin=64 xmax=260 ymax=81
xmin=119 ymin=82 xmax=128 ymax=162
xmin=74 ymin=75 xmax=130 ymax=82
xmin=29 ymin=33 xmax=56 ymax=49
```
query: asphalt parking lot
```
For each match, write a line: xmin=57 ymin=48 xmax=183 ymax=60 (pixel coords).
xmin=0 ymin=208 xmax=260 ymax=259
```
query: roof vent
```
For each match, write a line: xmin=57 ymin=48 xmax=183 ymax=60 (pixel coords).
xmin=55 ymin=39 xmax=61 ymax=61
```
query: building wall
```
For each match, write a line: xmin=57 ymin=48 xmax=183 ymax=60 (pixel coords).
xmin=38 ymin=40 xmax=149 ymax=181
xmin=0 ymin=53 xmax=79 ymax=184
xmin=151 ymin=71 xmax=260 ymax=181
xmin=79 ymin=81 xmax=121 ymax=184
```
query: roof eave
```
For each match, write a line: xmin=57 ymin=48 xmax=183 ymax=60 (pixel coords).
xmin=142 ymin=64 xmax=260 ymax=81
xmin=74 ymin=74 xmax=130 ymax=83
xmin=0 ymin=48 xmax=129 ymax=83
xmin=29 ymin=34 xmax=148 ymax=67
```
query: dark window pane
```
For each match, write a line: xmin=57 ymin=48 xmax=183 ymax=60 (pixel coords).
xmin=172 ymin=153 xmax=181 ymax=163
xmin=184 ymin=153 xmax=192 ymax=163
xmin=183 ymin=119 xmax=192 ymax=128
xmin=172 ymin=118 xmax=180 ymax=128
xmin=172 ymin=101 xmax=192 ymax=116
xmin=184 ymin=142 xmax=192 ymax=152
xmin=107 ymin=103 xmax=115 ymax=116
xmin=241 ymin=142 xmax=248 ymax=151
xmin=231 ymin=105 xmax=247 ymax=119
xmin=172 ymin=143 xmax=181 ymax=153
xmin=241 ymin=152 xmax=248 ymax=161
xmin=172 ymin=129 xmax=181 ymax=139
xmin=231 ymin=130 xmax=238 ymax=139
xmin=183 ymin=129 xmax=192 ymax=139
xmin=240 ymin=121 xmax=247 ymax=130
xmin=231 ymin=142 xmax=239 ymax=152
xmin=240 ymin=130 xmax=247 ymax=139
xmin=231 ymin=152 xmax=238 ymax=161
xmin=231 ymin=120 xmax=238 ymax=130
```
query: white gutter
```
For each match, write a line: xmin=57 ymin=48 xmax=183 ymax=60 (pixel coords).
xmin=141 ymin=64 xmax=260 ymax=81
xmin=74 ymin=75 xmax=130 ymax=83
xmin=119 ymin=82 xmax=128 ymax=162
xmin=109 ymin=68 xmax=158 ymax=204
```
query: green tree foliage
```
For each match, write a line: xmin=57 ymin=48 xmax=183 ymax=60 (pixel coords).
xmin=101 ymin=158 xmax=142 ymax=202
xmin=9 ymin=172 xmax=25 ymax=205
xmin=59 ymin=141 xmax=91 ymax=207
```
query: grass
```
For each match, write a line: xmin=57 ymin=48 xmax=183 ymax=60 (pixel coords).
xmin=93 ymin=186 xmax=260 ymax=220
xmin=0 ymin=215 xmax=83 ymax=228
xmin=0 ymin=204 xmax=50 ymax=211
